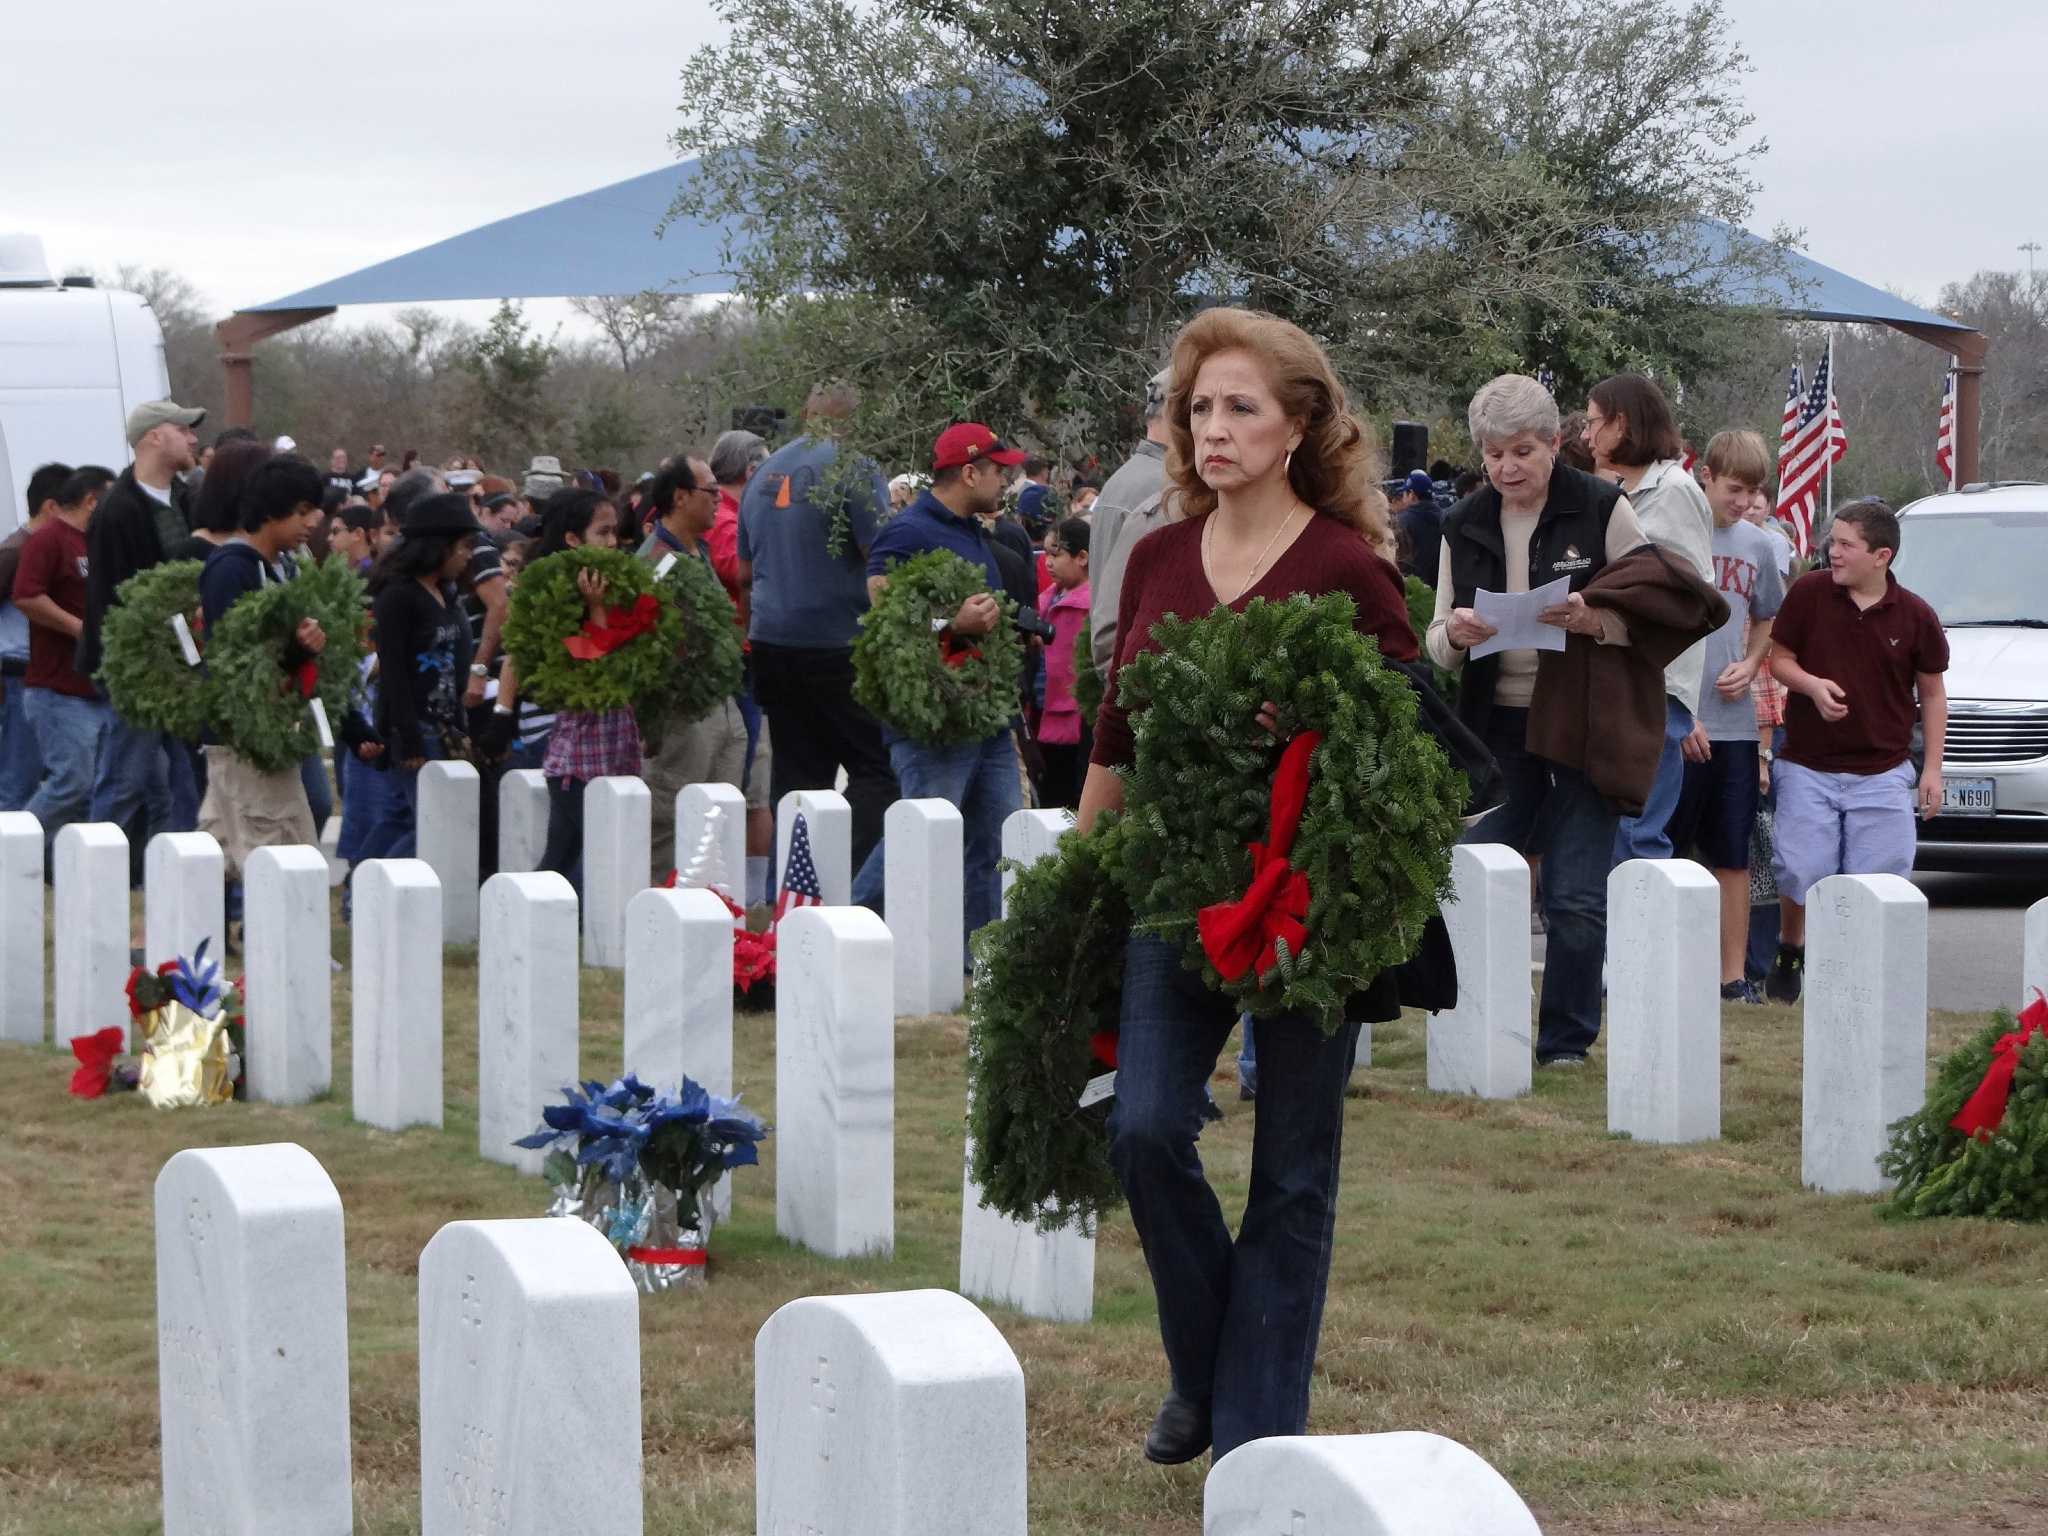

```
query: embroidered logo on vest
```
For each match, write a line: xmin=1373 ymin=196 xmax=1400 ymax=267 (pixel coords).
xmin=1551 ymin=542 xmax=1592 ymax=573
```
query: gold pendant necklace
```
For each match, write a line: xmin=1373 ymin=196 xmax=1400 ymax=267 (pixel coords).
xmin=1207 ymin=504 xmax=1302 ymax=604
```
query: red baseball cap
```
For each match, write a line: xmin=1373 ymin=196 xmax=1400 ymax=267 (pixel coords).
xmin=932 ymin=423 xmax=1028 ymax=472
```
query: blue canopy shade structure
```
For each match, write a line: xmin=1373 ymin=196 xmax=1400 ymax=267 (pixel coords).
xmin=214 ymin=161 xmax=1987 ymax=475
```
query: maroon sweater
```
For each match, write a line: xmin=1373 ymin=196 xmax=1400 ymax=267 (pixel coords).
xmin=1092 ymin=512 xmax=1419 ymax=769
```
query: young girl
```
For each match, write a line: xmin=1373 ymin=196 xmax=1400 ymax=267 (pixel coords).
xmin=356 ymin=492 xmax=481 ymax=861
xmin=499 ymin=489 xmax=634 ymax=891
xmin=1034 ymin=516 xmax=1092 ymax=808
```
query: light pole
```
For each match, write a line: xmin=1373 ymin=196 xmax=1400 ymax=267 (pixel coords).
xmin=2021 ymin=241 xmax=2041 ymax=279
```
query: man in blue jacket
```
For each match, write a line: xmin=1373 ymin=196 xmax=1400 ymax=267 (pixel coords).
xmin=195 ymin=454 xmax=327 ymax=881
xmin=850 ymin=423 xmax=1028 ymax=964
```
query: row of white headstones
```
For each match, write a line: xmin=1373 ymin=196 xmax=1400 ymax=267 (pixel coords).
xmin=155 ymin=1138 xmax=1545 ymax=1535
xmin=0 ymin=788 xmax=1093 ymax=1318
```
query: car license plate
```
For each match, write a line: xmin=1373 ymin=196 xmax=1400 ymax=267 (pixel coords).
xmin=1939 ymin=777 xmax=1995 ymax=817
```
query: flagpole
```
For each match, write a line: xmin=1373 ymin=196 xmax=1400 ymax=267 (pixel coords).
xmin=1823 ymin=332 xmax=1834 ymax=530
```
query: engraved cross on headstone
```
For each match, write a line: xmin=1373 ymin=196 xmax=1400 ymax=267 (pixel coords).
xmin=811 ymin=1354 xmax=836 ymax=1463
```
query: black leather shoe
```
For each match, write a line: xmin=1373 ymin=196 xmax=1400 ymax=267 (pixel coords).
xmin=1143 ymin=1391 xmax=1212 ymax=1465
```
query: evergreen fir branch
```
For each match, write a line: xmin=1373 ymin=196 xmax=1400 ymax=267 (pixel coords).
xmin=852 ymin=547 xmax=1023 ymax=745
xmin=98 ymin=561 xmax=213 ymax=742
xmin=205 ymin=558 xmax=367 ymax=773
xmin=502 ymin=547 xmax=685 ymax=712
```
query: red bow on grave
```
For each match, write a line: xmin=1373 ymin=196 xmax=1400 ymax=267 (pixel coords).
xmin=69 ymin=1027 xmax=127 ymax=1098
xmin=563 ymin=593 xmax=660 ymax=660
xmin=1196 ymin=730 xmax=1322 ymax=983
xmin=937 ymin=627 xmax=982 ymax=670
xmin=1949 ymin=990 xmax=2048 ymax=1141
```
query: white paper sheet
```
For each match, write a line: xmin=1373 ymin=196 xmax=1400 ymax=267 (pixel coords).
xmin=1469 ymin=576 xmax=1573 ymax=660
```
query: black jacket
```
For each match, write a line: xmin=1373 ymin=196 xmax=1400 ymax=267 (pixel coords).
xmin=1441 ymin=464 xmax=1625 ymax=742
xmin=78 ymin=468 xmax=178 ymax=680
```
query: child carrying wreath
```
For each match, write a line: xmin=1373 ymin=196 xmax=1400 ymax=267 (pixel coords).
xmin=500 ymin=489 xmax=683 ymax=891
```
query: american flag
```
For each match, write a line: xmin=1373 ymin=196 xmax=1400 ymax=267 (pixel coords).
xmin=1535 ymin=365 xmax=1555 ymax=395
xmin=1935 ymin=363 xmax=1957 ymax=490
xmin=1775 ymin=344 xmax=1847 ymax=556
xmin=774 ymin=812 xmax=824 ymax=924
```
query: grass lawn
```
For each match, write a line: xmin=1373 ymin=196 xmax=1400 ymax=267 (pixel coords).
xmin=2 ymin=897 xmax=2045 ymax=1535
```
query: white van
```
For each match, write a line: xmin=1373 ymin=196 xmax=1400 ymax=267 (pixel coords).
xmin=0 ymin=233 xmax=170 ymax=533
xmin=1895 ymin=483 xmax=2048 ymax=872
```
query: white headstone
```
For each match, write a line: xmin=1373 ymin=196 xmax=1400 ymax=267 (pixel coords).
xmin=776 ymin=788 xmax=852 ymax=906
xmin=777 ymin=905 xmax=894 ymax=1258
xmin=1803 ymin=873 xmax=1928 ymax=1194
xmin=677 ymin=781 xmax=746 ymax=900
xmin=886 ymin=797 xmax=965 ymax=1016
xmin=478 ymin=872 xmax=581 ymax=1175
xmin=624 ymin=885 xmax=736 ymax=1219
xmin=154 ymin=1142 xmax=352 ymax=1536
xmin=999 ymin=807 xmax=1070 ymax=908
xmin=146 ymin=831 xmax=226 ymax=972
xmin=2026 ymin=895 xmax=2048 ymax=1004
xmin=55 ymin=821 xmax=129 ymax=1049
xmin=1426 ymin=843 xmax=1532 ymax=1099
xmin=417 ymin=760 xmax=481 ymax=944
xmin=583 ymin=776 xmax=650 ymax=970
xmin=756 ymin=1290 xmax=1025 ymax=1536
xmin=419 ymin=1219 xmax=640 ymax=1536
xmin=0 ymin=812 xmax=44 ymax=1044
xmin=960 ymin=807 xmax=1095 ymax=1324
xmin=243 ymin=846 xmax=332 ymax=1105
xmin=351 ymin=859 xmax=443 ymax=1131
xmin=498 ymin=767 xmax=549 ymax=876
xmin=1606 ymin=857 xmax=1720 ymax=1143
xmin=1203 ymin=1432 xmax=1541 ymax=1536
xmin=318 ymin=813 xmax=346 ymax=887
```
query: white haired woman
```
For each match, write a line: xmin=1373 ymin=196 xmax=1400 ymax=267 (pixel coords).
xmin=1426 ymin=375 xmax=1648 ymax=1067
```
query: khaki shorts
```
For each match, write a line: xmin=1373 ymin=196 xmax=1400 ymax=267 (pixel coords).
xmin=644 ymin=697 xmax=749 ymax=858
xmin=198 ymin=745 xmax=317 ymax=881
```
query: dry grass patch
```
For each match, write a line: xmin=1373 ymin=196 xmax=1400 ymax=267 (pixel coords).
xmin=0 ymin=897 xmax=2045 ymax=1533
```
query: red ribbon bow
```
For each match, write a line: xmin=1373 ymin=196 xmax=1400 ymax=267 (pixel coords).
xmin=1949 ymin=990 xmax=2048 ymax=1140
xmin=1197 ymin=730 xmax=1322 ymax=983
xmin=68 ymin=1027 xmax=127 ymax=1098
xmin=293 ymin=659 xmax=319 ymax=700
xmin=563 ymin=593 xmax=660 ymax=660
xmin=937 ymin=627 xmax=982 ymax=670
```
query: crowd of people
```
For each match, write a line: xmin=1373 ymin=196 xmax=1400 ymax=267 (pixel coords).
xmin=0 ymin=310 xmax=1953 ymax=1465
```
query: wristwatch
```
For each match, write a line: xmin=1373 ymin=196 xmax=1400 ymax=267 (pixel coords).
xmin=469 ymin=663 xmax=489 ymax=678
xmin=1759 ymin=747 xmax=1774 ymax=763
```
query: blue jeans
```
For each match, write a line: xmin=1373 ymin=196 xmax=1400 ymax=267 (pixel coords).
xmin=351 ymin=733 xmax=440 ymax=865
xmin=1109 ymin=935 xmax=1361 ymax=1458
xmin=1467 ymin=707 xmax=1617 ymax=1061
xmin=24 ymin=688 xmax=110 ymax=861
xmin=1613 ymin=697 xmax=1693 ymax=862
xmin=0 ymin=678 xmax=43 ymax=810
xmin=850 ymin=729 xmax=1021 ymax=965
xmin=167 ymin=738 xmax=202 ymax=834
xmin=89 ymin=712 xmax=173 ymax=883
xmin=1237 ymin=1016 xmax=1256 ymax=1094
xmin=301 ymin=751 xmax=334 ymax=830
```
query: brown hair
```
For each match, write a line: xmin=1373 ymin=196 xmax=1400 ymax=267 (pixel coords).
xmin=1556 ymin=412 xmax=1596 ymax=473
xmin=1701 ymin=429 xmax=1770 ymax=487
xmin=1587 ymin=374 xmax=1683 ymax=467
xmin=1830 ymin=496 xmax=1900 ymax=558
xmin=1163 ymin=307 xmax=1391 ymax=556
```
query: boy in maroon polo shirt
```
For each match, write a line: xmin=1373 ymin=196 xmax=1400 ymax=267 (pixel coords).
xmin=1761 ymin=498 xmax=1948 ymax=1002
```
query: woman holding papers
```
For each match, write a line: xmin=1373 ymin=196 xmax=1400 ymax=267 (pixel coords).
xmin=1426 ymin=373 xmax=1647 ymax=1068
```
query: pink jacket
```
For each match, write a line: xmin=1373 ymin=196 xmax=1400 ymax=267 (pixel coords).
xmin=1037 ymin=580 xmax=1092 ymax=744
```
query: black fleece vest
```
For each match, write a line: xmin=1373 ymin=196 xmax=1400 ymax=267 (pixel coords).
xmin=1444 ymin=463 xmax=1623 ymax=741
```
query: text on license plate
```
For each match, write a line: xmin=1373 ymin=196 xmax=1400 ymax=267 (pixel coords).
xmin=1939 ymin=777 xmax=1995 ymax=817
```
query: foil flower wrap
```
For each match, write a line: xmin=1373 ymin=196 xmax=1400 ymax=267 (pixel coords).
xmin=546 ymin=1165 xmax=708 ymax=1294
xmin=138 ymin=1003 xmax=238 ymax=1109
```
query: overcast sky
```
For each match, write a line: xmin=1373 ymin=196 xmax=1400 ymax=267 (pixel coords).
xmin=6 ymin=0 xmax=2044 ymax=339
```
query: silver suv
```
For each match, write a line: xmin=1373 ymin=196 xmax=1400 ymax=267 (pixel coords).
xmin=1894 ymin=484 xmax=2048 ymax=871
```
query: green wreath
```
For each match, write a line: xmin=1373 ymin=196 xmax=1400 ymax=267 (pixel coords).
xmin=502 ymin=547 xmax=683 ymax=712
xmin=98 ymin=560 xmax=212 ymax=741
xmin=1071 ymin=622 xmax=1103 ymax=727
xmin=966 ymin=814 xmax=1132 ymax=1229
xmin=852 ymin=547 xmax=1022 ymax=745
xmin=639 ymin=548 xmax=745 ymax=733
xmin=1115 ymin=592 xmax=1465 ymax=1031
xmin=1880 ymin=1002 xmax=2048 ymax=1220
xmin=206 ymin=558 xmax=367 ymax=773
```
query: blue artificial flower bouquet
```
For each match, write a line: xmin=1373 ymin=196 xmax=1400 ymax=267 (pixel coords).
xmin=517 ymin=1074 xmax=767 ymax=1292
